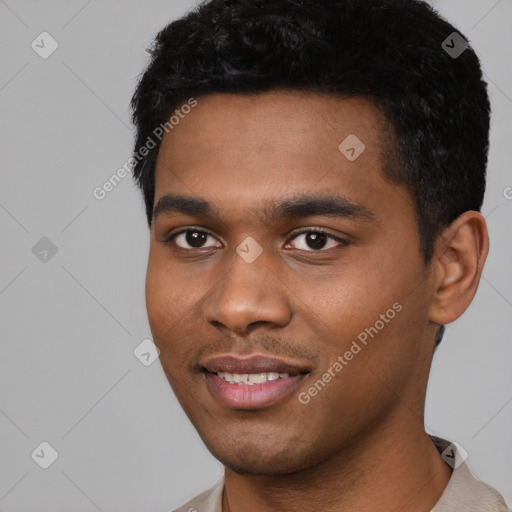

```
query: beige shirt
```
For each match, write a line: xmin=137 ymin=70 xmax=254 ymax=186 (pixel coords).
xmin=174 ymin=437 xmax=509 ymax=512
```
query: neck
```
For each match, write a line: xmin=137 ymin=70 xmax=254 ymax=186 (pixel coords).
xmin=222 ymin=412 xmax=451 ymax=512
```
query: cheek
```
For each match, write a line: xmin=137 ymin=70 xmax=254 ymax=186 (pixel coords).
xmin=294 ymin=253 xmax=423 ymax=387
xmin=146 ymin=264 xmax=171 ymax=333
xmin=145 ymin=250 xmax=216 ymax=376
xmin=145 ymin=253 xmax=190 ymax=350
xmin=291 ymin=261 xmax=397 ymax=341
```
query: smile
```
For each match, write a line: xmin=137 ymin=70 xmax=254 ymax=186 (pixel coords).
xmin=216 ymin=371 xmax=290 ymax=384
xmin=201 ymin=354 xmax=310 ymax=409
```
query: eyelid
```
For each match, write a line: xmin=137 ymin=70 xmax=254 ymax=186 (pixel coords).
xmin=164 ymin=227 xmax=222 ymax=248
xmin=285 ymin=228 xmax=348 ymax=251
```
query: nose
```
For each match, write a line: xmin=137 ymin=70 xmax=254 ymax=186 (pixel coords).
xmin=203 ymin=251 xmax=292 ymax=334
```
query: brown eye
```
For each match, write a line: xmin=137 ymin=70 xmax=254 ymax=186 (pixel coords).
xmin=305 ymin=232 xmax=328 ymax=250
xmin=287 ymin=230 xmax=346 ymax=251
xmin=171 ymin=229 xmax=221 ymax=249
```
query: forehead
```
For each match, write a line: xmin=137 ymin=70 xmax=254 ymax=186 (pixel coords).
xmin=153 ymin=91 xmax=409 ymax=221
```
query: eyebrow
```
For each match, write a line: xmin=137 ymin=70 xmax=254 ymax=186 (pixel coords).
xmin=152 ymin=193 xmax=376 ymax=224
xmin=153 ymin=195 xmax=215 ymax=220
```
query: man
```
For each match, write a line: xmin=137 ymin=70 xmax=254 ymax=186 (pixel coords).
xmin=130 ymin=0 xmax=509 ymax=510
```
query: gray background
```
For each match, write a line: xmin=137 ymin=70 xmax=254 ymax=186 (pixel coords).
xmin=0 ymin=0 xmax=511 ymax=510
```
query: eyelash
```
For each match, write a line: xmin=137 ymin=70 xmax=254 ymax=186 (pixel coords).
xmin=164 ymin=227 xmax=348 ymax=252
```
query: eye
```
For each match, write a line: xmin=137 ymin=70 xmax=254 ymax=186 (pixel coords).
xmin=167 ymin=229 xmax=222 ymax=249
xmin=286 ymin=229 xmax=347 ymax=251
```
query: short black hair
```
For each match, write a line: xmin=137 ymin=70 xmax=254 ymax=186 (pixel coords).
xmin=131 ymin=0 xmax=491 ymax=346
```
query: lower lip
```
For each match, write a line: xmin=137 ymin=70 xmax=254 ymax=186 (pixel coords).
xmin=204 ymin=372 xmax=306 ymax=409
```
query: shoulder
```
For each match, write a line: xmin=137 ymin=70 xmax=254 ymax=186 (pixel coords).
xmin=172 ymin=479 xmax=224 ymax=512
xmin=434 ymin=462 xmax=509 ymax=512
xmin=430 ymin=436 xmax=509 ymax=512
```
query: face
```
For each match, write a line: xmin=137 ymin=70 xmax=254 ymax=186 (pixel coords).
xmin=146 ymin=91 xmax=437 ymax=476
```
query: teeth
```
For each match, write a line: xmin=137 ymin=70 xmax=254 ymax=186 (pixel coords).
xmin=217 ymin=371 xmax=290 ymax=384
xmin=248 ymin=373 xmax=267 ymax=384
xmin=233 ymin=373 xmax=248 ymax=384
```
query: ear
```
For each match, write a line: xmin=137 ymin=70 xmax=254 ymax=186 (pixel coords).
xmin=428 ymin=211 xmax=489 ymax=326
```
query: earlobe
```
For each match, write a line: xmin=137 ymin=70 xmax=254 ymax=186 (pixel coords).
xmin=428 ymin=211 xmax=489 ymax=326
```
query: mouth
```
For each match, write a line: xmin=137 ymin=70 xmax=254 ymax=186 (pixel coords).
xmin=202 ymin=355 xmax=310 ymax=409
xmin=215 ymin=371 xmax=291 ymax=385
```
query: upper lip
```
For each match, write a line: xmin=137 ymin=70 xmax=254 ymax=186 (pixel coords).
xmin=202 ymin=354 xmax=310 ymax=376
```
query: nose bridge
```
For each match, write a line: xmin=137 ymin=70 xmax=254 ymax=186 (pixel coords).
xmin=203 ymin=248 xmax=291 ymax=332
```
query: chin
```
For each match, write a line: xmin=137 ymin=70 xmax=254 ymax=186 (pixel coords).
xmin=216 ymin=451 xmax=301 ymax=476
xmin=203 ymin=434 xmax=320 ymax=477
